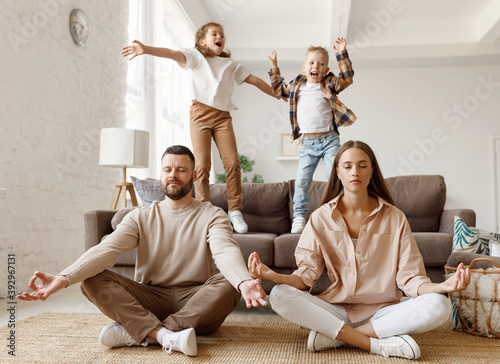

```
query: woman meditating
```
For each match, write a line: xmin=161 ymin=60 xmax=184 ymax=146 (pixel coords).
xmin=248 ymin=140 xmax=470 ymax=360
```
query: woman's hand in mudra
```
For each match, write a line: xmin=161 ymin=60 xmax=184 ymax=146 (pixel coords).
xmin=248 ymin=252 xmax=274 ymax=281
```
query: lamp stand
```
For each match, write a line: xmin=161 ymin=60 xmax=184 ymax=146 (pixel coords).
xmin=110 ymin=167 xmax=139 ymax=209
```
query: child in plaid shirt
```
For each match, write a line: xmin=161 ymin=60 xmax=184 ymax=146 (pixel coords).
xmin=268 ymin=38 xmax=357 ymax=233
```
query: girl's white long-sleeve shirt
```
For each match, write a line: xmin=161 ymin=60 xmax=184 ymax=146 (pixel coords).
xmin=180 ymin=47 xmax=251 ymax=111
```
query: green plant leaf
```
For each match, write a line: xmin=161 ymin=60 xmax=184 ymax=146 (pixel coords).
xmin=453 ymin=217 xmax=478 ymax=251
xmin=252 ymin=174 xmax=264 ymax=183
xmin=215 ymin=173 xmax=226 ymax=184
xmin=215 ymin=154 xmax=264 ymax=183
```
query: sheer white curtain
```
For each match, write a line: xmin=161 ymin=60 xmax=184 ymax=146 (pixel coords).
xmin=126 ymin=0 xmax=194 ymax=180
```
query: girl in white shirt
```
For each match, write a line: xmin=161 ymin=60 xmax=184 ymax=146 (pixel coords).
xmin=122 ymin=22 xmax=279 ymax=233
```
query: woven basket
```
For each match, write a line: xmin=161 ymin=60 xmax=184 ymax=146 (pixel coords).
xmin=444 ymin=258 xmax=500 ymax=339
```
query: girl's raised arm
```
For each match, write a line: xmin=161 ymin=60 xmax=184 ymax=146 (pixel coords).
xmin=121 ymin=40 xmax=186 ymax=66
xmin=244 ymin=74 xmax=285 ymax=100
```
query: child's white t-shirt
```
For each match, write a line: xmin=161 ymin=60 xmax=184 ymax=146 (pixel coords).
xmin=296 ymin=82 xmax=333 ymax=133
xmin=180 ymin=48 xmax=251 ymax=112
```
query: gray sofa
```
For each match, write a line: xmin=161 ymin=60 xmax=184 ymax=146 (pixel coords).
xmin=84 ymin=175 xmax=476 ymax=294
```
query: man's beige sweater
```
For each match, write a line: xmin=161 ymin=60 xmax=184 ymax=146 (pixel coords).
xmin=59 ymin=199 xmax=252 ymax=289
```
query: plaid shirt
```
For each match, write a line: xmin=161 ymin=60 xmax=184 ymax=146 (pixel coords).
xmin=269 ymin=50 xmax=356 ymax=140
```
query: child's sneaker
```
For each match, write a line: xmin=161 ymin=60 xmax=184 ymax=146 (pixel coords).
xmin=228 ymin=210 xmax=248 ymax=233
xmin=291 ymin=216 xmax=306 ymax=234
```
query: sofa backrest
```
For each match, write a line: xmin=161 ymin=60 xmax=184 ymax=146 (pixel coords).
xmin=109 ymin=182 xmax=292 ymax=235
xmin=287 ymin=180 xmax=327 ymax=221
xmin=210 ymin=182 xmax=290 ymax=235
xmin=115 ymin=175 xmax=446 ymax=234
xmin=385 ymin=175 xmax=446 ymax=232
xmin=288 ymin=175 xmax=446 ymax=233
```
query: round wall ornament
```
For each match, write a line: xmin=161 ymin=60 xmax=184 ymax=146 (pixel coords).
xmin=69 ymin=9 xmax=89 ymax=46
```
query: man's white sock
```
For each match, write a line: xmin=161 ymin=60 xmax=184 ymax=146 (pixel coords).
xmin=156 ymin=328 xmax=171 ymax=345
xmin=370 ymin=337 xmax=381 ymax=355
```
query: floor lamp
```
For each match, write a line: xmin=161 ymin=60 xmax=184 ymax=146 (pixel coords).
xmin=99 ymin=128 xmax=150 ymax=209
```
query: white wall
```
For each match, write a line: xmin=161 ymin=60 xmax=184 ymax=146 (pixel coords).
xmin=0 ymin=0 xmax=129 ymax=297
xmin=215 ymin=61 xmax=500 ymax=232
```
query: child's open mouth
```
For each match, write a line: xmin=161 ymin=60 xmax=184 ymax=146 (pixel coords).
xmin=215 ymin=41 xmax=222 ymax=47
xmin=311 ymin=72 xmax=319 ymax=77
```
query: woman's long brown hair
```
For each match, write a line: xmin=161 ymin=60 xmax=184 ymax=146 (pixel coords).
xmin=319 ymin=140 xmax=395 ymax=206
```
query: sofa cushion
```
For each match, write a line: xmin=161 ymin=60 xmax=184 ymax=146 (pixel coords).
xmin=273 ymin=233 xmax=300 ymax=269
xmin=274 ymin=232 xmax=452 ymax=269
xmin=385 ymin=175 xmax=445 ymax=232
xmin=288 ymin=180 xmax=328 ymax=221
xmin=111 ymin=207 xmax=138 ymax=230
xmin=115 ymin=249 xmax=137 ymax=265
xmin=109 ymin=265 xmax=135 ymax=280
xmin=100 ymin=234 xmax=137 ymax=265
xmin=111 ymin=234 xmax=275 ymax=269
xmin=210 ymin=182 xmax=290 ymax=235
xmin=233 ymin=233 xmax=276 ymax=267
xmin=270 ymin=268 xmax=332 ymax=295
xmin=413 ymin=232 xmax=452 ymax=266
xmin=109 ymin=208 xmax=139 ymax=265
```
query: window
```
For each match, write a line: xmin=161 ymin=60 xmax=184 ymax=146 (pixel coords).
xmin=125 ymin=0 xmax=195 ymax=179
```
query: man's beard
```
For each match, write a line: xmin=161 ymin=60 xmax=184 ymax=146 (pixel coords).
xmin=162 ymin=177 xmax=193 ymax=201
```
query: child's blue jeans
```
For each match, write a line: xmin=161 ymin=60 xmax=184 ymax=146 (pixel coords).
xmin=293 ymin=130 xmax=340 ymax=218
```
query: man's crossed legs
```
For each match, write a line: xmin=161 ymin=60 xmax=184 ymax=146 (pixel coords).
xmin=81 ymin=270 xmax=241 ymax=356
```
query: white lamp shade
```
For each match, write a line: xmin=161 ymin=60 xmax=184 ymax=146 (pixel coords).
xmin=99 ymin=128 xmax=150 ymax=168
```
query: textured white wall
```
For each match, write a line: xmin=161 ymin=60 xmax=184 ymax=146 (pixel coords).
xmin=0 ymin=0 xmax=129 ymax=297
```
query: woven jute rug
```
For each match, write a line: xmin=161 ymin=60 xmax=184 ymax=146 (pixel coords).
xmin=0 ymin=312 xmax=497 ymax=363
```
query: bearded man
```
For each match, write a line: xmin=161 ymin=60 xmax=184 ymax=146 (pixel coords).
xmin=17 ymin=145 xmax=267 ymax=357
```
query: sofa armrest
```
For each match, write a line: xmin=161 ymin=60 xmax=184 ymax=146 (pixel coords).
xmin=446 ymin=251 xmax=500 ymax=269
xmin=83 ymin=210 xmax=117 ymax=251
xmin=439 ymin=209 xmax=476 ymax=236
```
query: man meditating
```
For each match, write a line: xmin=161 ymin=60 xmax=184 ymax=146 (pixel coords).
xmin=17 ymin=145 xmax=267 ymax=357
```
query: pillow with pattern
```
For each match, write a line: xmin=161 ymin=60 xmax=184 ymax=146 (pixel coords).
xmin=452 ymin=216 xmax=500 ymax=255
xmin=130 ymin=176 xmax=165 ymax=206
